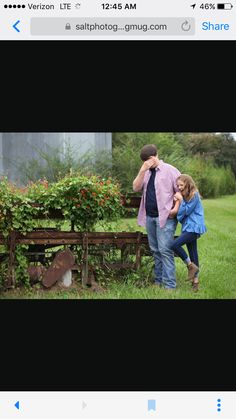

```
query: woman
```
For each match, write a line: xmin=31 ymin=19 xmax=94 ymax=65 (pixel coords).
xmin=171 ymin=174 xmax=207 ymax=291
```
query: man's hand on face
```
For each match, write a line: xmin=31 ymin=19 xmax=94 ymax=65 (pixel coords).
xmin=140 ymin=156 xmax=157 ymax=172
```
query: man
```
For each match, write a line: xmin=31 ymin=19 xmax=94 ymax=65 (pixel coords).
xmin=133 ymin=144 xmax=181 ymax=289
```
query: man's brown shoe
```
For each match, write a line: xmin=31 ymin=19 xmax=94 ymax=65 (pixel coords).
xmin=187 ymin=263 xmax=199 ymax=280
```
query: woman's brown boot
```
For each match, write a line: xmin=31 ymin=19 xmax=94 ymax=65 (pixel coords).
xmin=187 ymin=262 xmax=199 ymax=280
xmin=192 ymin=278 xmax=199 ymax=292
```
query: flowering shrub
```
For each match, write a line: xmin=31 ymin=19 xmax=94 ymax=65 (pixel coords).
xmin=0 ymin=174 xmax=124 ymax=286
xmin=0 ymin=174 xmax=124 ymax=234
xmin=0 ymin=177 xmax=40 ymax=236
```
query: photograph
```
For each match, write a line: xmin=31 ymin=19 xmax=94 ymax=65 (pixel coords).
xmin=0 ymin=131 xmax=235 ymax=299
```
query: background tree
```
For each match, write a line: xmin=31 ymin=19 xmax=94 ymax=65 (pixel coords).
xmin=112 ymin=132 xmax=236 ymax=197
xmin=10 ymin=132 xmax=236 ymax=199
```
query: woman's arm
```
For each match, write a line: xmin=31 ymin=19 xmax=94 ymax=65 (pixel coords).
xmin=169 ymin=198 xmax=180 ymax=218
xmin=177 ymin=192 xmax=200 ymax=221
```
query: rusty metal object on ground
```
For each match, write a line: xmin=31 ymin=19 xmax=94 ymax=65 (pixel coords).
xmin=42 ymin=249 xmax=75 ymax=288
xmin=27 ymin=265 xmax=47 ymax=283
xmin=0 ymin=195 xmax=163 ymax=288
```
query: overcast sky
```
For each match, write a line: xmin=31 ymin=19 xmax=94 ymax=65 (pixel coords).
xmin=216 ymin=132 xmax=236 ymax=139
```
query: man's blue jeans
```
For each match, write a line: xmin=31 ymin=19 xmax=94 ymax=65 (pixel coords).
xmin=146 ymin=216 xmax=177 ymax=289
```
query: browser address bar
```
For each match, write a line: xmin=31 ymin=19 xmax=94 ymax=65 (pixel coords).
xmin=30 ymin=17 xmax=195 ymax=36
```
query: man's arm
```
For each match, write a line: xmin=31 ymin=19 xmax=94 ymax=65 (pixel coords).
xmin=133 ymin=157 xmax=156 ymax=192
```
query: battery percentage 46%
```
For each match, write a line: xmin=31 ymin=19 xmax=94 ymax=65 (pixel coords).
xmin=200 ymin=3 xmax=216 ymax=8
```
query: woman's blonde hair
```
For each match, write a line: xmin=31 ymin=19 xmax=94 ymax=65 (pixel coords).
xmin=177 ymin=174 xmax=198 ymax=201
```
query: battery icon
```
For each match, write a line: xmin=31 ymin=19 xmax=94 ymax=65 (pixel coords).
xmin=217 ymin=3 xmax=233 ymax=9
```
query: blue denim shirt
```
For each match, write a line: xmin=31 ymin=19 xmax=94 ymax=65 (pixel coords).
xmin=177 ymin=192 xmax=207 ymax=235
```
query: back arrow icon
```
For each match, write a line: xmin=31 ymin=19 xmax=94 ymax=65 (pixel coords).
xmin=13 ymin=20 xmax=20 ymax=32
xmin=14 ymin=401 xmax=20 ymax=410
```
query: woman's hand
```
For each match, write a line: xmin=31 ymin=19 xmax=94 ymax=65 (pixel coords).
xmin=174 ymin=192 xmax=183 ymax=202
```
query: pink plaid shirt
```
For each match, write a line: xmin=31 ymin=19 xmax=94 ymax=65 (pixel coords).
xmin=136 ymin=160 xmax=181 ymax=229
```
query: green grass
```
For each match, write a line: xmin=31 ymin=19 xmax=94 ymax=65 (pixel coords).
xmin=1 ymin=195 xmax=236 ymax=299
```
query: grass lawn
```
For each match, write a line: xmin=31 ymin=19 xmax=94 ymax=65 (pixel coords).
xmin=1 ymin=195 xmax=236 ymax=299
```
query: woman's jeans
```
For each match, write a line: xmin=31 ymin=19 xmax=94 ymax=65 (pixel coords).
xmin=171 ymin=231 xmax=199 ymax=267
xmin=146 ymin=216 xmax=177 ymax=289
